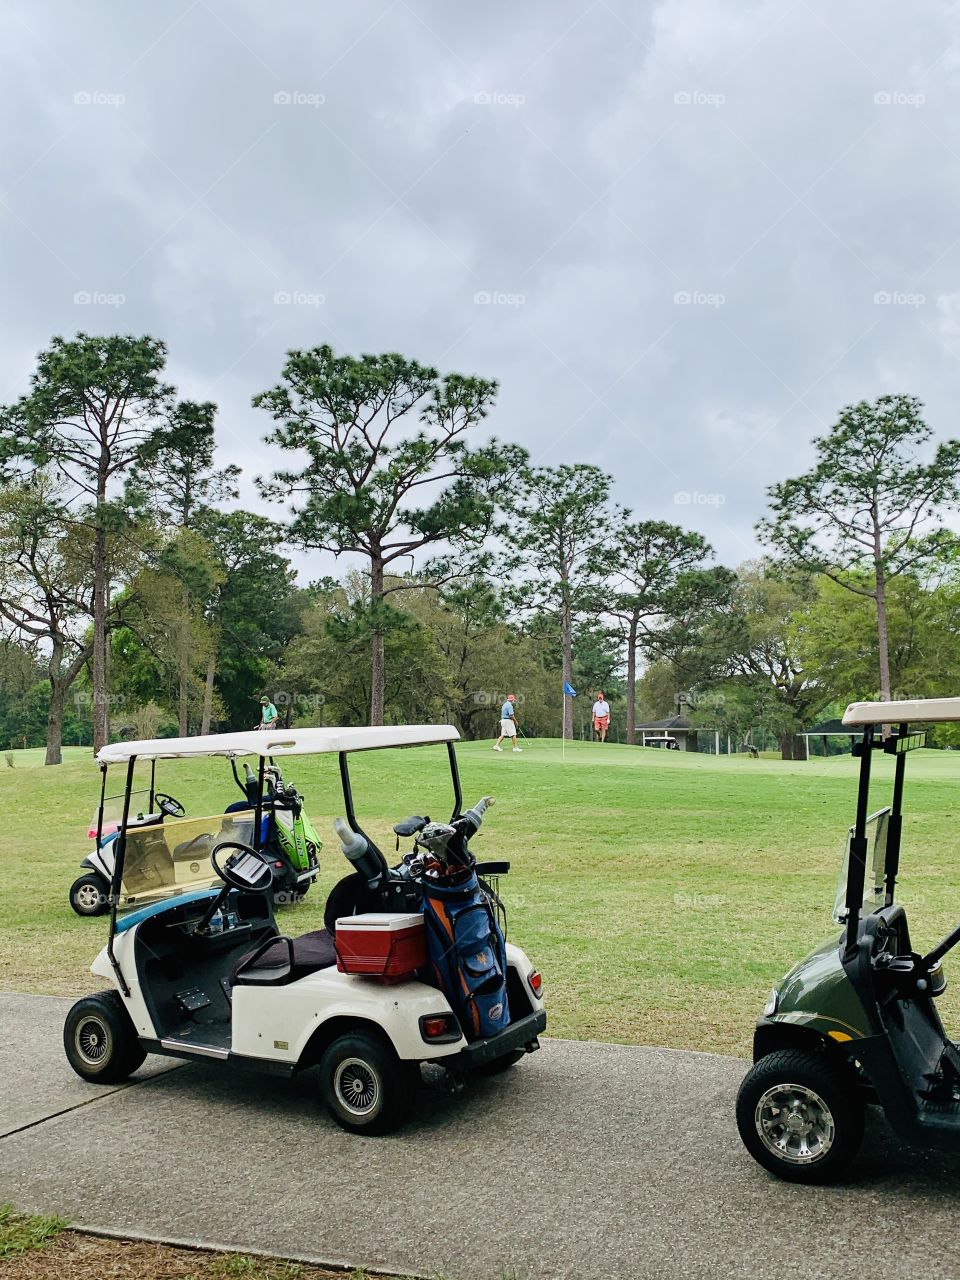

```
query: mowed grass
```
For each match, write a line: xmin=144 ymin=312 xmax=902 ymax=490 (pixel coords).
xmin=4 ymin=737 xmax=960 ymax=1056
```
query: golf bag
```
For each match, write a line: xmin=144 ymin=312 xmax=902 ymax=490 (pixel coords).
xmin=419 ymin=863 xmax=510 ymax=1041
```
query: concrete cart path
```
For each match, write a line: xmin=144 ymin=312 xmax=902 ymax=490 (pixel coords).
xmin=0 ymin=993 xmax=180 ymax=1138
xmin=4 ymin=994 xmax=960 ymax=1280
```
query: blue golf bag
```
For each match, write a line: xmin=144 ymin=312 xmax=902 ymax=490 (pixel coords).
xmin=419 ymin=865 xmax=510 ymax=1041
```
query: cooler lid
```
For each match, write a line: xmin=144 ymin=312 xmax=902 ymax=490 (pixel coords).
xmin=335 ymin=912 xmax=424 ymax=932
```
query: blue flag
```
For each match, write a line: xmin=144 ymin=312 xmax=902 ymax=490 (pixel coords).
xmin=563 ymin=682 xmax=577 ymax=697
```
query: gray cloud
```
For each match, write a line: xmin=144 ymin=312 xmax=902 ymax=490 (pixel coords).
xmin=2 ymin=0 xmax=960 ymax=573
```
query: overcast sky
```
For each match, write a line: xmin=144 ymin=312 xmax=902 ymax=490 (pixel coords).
xmin=2 ymin=0 xmax=959 ymax=576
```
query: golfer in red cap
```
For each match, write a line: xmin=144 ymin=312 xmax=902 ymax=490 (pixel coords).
xmin=493 ymin=694 xmax=522 ymax=753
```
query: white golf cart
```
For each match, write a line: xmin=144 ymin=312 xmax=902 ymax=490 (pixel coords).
xmin=63 ymin=725 xmax=546 ymax=1134
xmin=69 ymin=751 xmax=322 ymax=916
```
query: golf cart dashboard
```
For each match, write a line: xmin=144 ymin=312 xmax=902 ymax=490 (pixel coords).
xmin=146 ymin=892 xmax=268 ymax=950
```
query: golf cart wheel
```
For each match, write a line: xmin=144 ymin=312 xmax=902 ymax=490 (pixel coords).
xmin=319 ymin=1030 xmax=418 ymax=1135
xmin=69 ymin=873 xmax=111 ymax=917
xmin=63 ymin=991 xmax=146 ymax=1084
xmin=736 ymin=1049 xmax=863 ymax=1184
xmin=470 ymin=1049 xmax=525 ymax=1076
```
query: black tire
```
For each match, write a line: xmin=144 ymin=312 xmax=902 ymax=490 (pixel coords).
xmin=69 ymin=873 xmax=111 ymax=917
xmin=470 ymin=1049 xmax=525 ymax=1076
xmin=63 ymin=991 xmax=147 ymax=1084
xmin=318 ymin=1030 xmax=418 ymax=1135
xmin=736 ymin=1048 xmax=864 ymax=1184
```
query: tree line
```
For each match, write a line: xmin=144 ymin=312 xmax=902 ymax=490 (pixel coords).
xmin=1 ymin=334 xmax=958 ymax=765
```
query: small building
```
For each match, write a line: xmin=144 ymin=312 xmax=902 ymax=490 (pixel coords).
xmin=798 ymin=718 xmax=864 ymax=759
xmin=634 ymin=715 xmax=721 ymax=754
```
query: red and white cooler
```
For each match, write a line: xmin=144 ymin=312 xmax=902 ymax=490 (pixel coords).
xmin=334 ymin=912 xmax=426 ymax=980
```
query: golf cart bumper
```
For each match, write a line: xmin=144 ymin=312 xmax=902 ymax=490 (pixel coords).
xmin=445 ymin=1009 xmax=546 ymax=1069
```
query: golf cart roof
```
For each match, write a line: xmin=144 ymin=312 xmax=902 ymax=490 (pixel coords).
xmin=843 ymin=697 xmax=960 ymax=726
xmin=96 ymin=724 xmax=460 ymax=765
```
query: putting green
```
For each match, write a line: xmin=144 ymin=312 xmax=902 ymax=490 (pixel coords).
xmin=3 ymin=738 xmax=960 ymax=1055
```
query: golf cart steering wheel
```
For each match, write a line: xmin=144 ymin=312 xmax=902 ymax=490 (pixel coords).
xmin=155 ymin=792 xmax=185 ymax=818
xmin=210 ymin=840 xmax=274 ymax=893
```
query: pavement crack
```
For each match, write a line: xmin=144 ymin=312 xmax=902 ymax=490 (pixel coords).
xmin=0 ymin=1063 xmax=185 ymax=1142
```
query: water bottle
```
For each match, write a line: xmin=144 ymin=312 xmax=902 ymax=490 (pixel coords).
xmin=207 ymin=910 xmax=224 ymax=935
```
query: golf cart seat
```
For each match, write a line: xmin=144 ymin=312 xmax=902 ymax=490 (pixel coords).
xmin=232 ymin=928 xmax=338 ymax=986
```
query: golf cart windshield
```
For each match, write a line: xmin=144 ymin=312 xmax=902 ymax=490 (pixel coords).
xmin=89 ymin=788 xmax=154 ymax=839
xmin=119 ymin=810 xmax=261 ymax=906
xmin=833 ymin=808 xmax=890 ymax=924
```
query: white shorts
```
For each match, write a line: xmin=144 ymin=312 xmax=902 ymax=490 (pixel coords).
xmin=500 ymin=718 xmax=517 ymax=737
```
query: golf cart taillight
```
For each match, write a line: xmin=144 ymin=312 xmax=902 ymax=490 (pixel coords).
xmin=419 ymin=1013 xmax=460 ymax=1043
xmin=528 ymin=970 xmax=543 ymax=999
xmin=274 ymin=861 xmax=283 ymax=869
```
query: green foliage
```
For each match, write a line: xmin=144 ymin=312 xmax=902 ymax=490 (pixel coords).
xmin=279 ymin=578 xmax=447 ymax=726
xmin=501 ymin=464 xmax=617 ymax=739
xmin=502 ymin=463 xmax=614 ymax=616
xmin=255 ymin=347 xmax=508 ymax=558
xmin=0 ymin=333 xmax=172 ymax=484
xmin=255 ymin=346 xmax=521 ymax=720
xmin=199 ymin=510 xmax=301 ymax=729
xmin=652 ymin=562 xmax=826 ymax=756
xmin=794 ymin=567 xmax=960 ymax=703
xmin=609 ymin=520 xmax=713 ymax=634
xmin=8 ymin=335 xmax=960 ymax=763
xmin=760 ymin=395 xmax=960 ymax=583
xmin=133 ymin=398 xmax=239 ymax=527
xmin=759 ymin=393 xmax=960 ymax=697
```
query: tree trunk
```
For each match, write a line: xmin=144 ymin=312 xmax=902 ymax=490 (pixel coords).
xmin=92 ymin=519 xmax=109 ymax=754
xmin=178 ymin=584 xmax=191 ymax=736
xmin=871 ymin=507 xmax=892 ymax=702
xmin=178 ymin=675 xmax=189 ymax=737
xmin=200 ymin=646 xmax=216 ymax=735
xmin=45 ymin=661 xmax=65 ymax=766
xmin=561 ymin=595 xmax=573 ymax=741
xmin=875 ymin=567 xmax=892 ymax=702
xmin=370 ymin=554 xmax=385 ymax=726
xmin=778 ymin=730 xmax=796 ymax=761
xmin=626 ymin=615 xmax=638 ymax=745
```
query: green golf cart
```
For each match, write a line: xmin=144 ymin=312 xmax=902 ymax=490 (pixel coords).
xmin=737 ymin=696 xmax=960 ymax=1182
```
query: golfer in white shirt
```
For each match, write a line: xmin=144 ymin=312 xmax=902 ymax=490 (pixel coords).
xmin=592 ymin=693 xmax=610 ymax=742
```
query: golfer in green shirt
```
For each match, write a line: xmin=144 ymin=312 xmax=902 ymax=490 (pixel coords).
xmin=258 ymin=695 xmax=278 ymax=730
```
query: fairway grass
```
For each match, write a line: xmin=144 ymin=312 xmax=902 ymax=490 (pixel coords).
xmin=4 ymin=738 xmax=960 ymax=1056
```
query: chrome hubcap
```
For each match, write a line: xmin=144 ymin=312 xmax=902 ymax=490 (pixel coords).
xmin=76 ymin=884 xmax=103 ymax=910
xmin=76 ymin=1017 xmax=110 ymax=1065
xmin=755 ymin=1082 xmax=835 ymax=1165
xmin=334 ymin=1057 xmax=380 ymax=1117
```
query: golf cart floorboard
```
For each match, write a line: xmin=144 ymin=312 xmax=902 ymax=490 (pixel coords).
xmin=158 ymin=1020 xmax=232 ymax=1057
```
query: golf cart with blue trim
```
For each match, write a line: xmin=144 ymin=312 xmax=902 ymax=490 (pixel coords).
xmin=737 ymin=696 xmax=960 ymax=1182
xmin=63 ymin=725 xmax=545 ymax=1134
